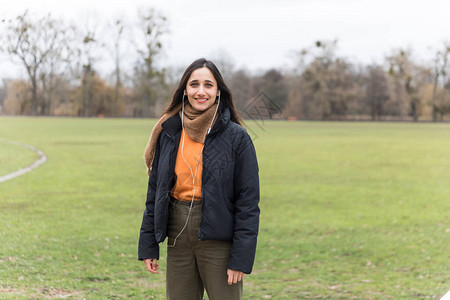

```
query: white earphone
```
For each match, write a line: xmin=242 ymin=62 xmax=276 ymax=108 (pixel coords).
xmin=168 ymin=90 xmax=221 ymax=248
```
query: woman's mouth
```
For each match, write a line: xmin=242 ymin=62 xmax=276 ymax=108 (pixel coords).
xmin=195 ymin=98 xmax=208 ymax=103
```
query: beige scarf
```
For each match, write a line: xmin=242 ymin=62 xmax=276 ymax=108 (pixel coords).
xmin=144 ymin=100 xmax=219 ymax=175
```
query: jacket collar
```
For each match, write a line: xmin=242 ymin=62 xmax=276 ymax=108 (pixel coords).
xmin=162 ymin=104 xmax=230 ymax=139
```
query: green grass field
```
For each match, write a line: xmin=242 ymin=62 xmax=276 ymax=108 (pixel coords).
xmin=0 ymin=140 xmax=39 ymax=177
xmin=0 ymin=116 xmax=449 ymax=299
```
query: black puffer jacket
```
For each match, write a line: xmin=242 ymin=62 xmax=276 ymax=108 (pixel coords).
xmin=138 ymin=105 xmax=260 ymax=274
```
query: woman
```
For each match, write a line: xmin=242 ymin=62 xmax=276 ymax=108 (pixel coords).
xmin=138 ymin=58 xmax=260 ymax=300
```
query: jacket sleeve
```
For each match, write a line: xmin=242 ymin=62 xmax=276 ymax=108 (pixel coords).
xmin=227 ymin=130 xmax=260 ymax=274
xmin=138 ymin=138 xmax=160 ymax=261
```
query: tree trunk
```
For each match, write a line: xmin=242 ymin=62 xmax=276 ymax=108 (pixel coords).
xmin=431 ymin=62 xmax=439 ymax=122
xmin=31 ymin=76 xmax=38 ymax=116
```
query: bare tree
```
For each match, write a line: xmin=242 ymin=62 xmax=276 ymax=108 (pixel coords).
xmin=250 ymin=69 xmax=288 ymax=114
xmin=2 ymin=11 xmax=72 ymax=115
xmin=132 ymin=7 xmax=168 ymax=117
xmin=366 ymin=65 xmax=390 ymax=121
xmin=387 ymin=49 xmax=431 ymax=122
xmin=290 ymin=40 xmax=358 ymax=120
xmin=103 ymin=18 xmax=127 ymax=117
xmin=113 ymin=20 xmax=124 ymax=117
xmin=431 ymin=43 xmax=450 ymax=121
xmin=75 ymin=14 xmax=104 ymax=117
xmin=39 ymin=24 xmax=76 ymax=115
xmin=228 ymin=68 xmax=254 ymax=111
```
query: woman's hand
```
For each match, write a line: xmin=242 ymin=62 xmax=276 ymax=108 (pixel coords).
xmin=227 ymin=269 xmax=245 ymax=285
xmin=144 ymin=259 xmax=159 ymax=273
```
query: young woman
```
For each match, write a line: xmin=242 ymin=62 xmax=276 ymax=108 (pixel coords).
xmin=138 ymin=58 xmax=260 ymax=300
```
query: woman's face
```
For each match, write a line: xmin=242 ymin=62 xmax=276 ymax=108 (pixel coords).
xmin=185 ymin=67 xmax=219 ymax=112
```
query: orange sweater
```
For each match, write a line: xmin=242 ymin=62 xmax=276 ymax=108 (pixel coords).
xmin=170 ymin=129 xmax=204 ymax=201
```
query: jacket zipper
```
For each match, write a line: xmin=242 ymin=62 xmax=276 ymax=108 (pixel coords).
xmin=198 ymin=134 xmax=210 ymax=240
xmin=166 ymin=131 xmax=180 ymax=199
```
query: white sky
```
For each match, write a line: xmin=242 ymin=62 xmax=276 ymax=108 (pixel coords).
xmin=1 ymin=0 xmax=450 ymax=79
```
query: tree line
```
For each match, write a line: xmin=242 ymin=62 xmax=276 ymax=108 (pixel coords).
xmin=1 ymin=11 xmax=449 ymax=121
xmin=0 ymin=9 xmax=168 ymax=118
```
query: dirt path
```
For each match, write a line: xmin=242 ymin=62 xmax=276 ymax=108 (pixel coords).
xmin=0 ymin=140 xmax=47 ymax=183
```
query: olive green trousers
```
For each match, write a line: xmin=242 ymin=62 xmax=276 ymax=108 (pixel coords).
xmin=166 ymin=197 xmax=243 ymax=300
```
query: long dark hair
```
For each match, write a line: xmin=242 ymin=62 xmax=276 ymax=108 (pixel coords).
xmin=163 ymin=58 xmax=243 ymax=126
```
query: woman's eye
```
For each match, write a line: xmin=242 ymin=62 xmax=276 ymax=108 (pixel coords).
xmin=190 ymin=83 xmax=198 ymax=87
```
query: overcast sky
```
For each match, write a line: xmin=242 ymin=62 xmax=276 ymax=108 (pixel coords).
xmin=1 ymin=0 xmax=450 ymax=79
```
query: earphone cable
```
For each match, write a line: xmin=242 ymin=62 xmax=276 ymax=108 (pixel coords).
xmin=168 ymin=93 xmax=220 ymax=248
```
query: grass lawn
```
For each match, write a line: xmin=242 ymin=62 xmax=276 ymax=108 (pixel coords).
xmin=0 ymin=139 xmax=40 ymax=177
xmin=0 ymin=116 xmax=449 ymax=299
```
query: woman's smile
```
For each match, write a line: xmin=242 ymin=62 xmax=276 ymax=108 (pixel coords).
xmin=186 ymin=67 xmax=219 ymax=111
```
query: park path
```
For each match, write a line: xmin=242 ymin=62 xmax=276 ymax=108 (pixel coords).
xmin=0 ymin=140 xmax=47 ymax=183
